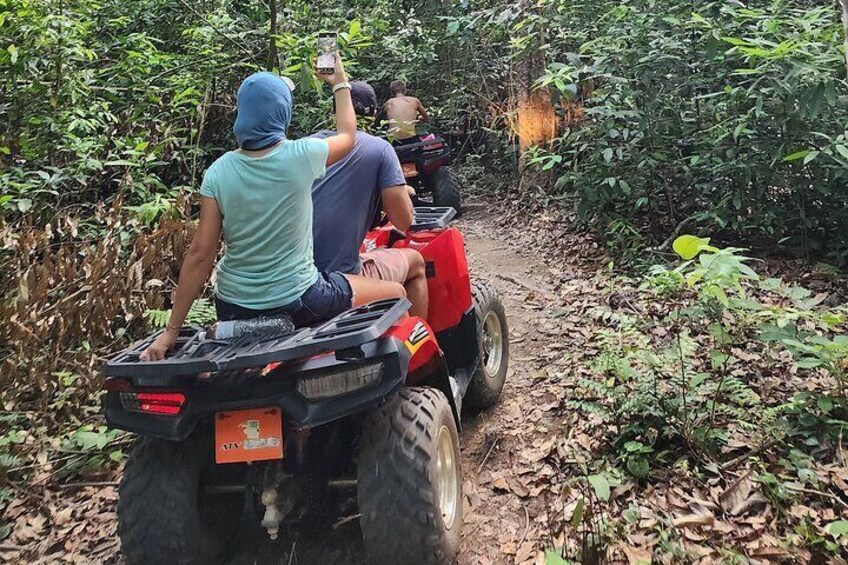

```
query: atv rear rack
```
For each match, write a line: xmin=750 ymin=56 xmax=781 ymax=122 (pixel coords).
xmin=410 ymin=207 xmax=457 ymax=231
xmin=393 ymin=137 xmax=449 ymax=162
xmin=105 ymin=298 xmax=411 ymax=378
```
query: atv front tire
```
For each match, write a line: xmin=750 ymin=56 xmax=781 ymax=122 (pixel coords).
xmin=358 ymin=387 xmax=462 ymax=565
xmin=464 ymin=283 xmax=509 ymax=412
xmin=118 ymin=436 xmax=243 ymax=565
xmin=430 ymin=166 xmax=462 ymax=214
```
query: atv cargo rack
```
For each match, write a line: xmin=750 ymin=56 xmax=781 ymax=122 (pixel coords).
xmin=410 ymin=207 xmax=457 ymax=231
xmin=105 ymin=298 xmax=411 ymax=379
xmin=393 ymin=136 xmax=450 ymax=162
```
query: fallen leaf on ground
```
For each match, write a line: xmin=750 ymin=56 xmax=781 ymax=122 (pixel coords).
xmin=619 ymin=543 xmax=653 ymax=565
xmin=672 ymin=513 xmax=714 ymax=528
xmin=719 ymin=471 xmax=755 ymax=515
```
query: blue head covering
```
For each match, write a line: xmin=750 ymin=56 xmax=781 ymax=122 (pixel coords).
xmin=233 ymin=72 xmax=293 ymax=150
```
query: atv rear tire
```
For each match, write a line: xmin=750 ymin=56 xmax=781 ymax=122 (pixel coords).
xmin=358 ymin=387 xmax=462 ymax=565
xmin=464 ymin=283 xmax=509 ymax=412
xmin=430 ymin=166 xmax=461 ymax=214
xmin=118 ymin=436 xmax=243 ymax=565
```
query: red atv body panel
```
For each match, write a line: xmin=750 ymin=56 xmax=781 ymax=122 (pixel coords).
xmin=385 ymin=316 xmax=440 ymax=376
xmin=363 ymin=226 xmax=472 ymax=335
xmin=104 ymin=217 xmax=475 ymax=439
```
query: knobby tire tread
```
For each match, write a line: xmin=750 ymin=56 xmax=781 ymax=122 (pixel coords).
xmin=464 ymin=282 xmax=509 ymax=411
xmin=358 ymin=387 xmax=461 ymax=565
xmin=432 ymin=167 xmax=462 ymax=215
xmin=118 ymin=437 xmax=234 ymax=565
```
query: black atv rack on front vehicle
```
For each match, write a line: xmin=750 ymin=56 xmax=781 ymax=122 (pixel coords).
xmin=393 ymin=136 xmax=450 ymax=163
xmin=410 ymin=206 xmax=457 ymax=231
xmin=105 ymin=298 xmax=411 ymax=379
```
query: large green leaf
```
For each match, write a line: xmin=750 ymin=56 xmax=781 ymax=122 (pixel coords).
xmin=826 ymin=520 xmax=848 ymax=537
xmin=673 ymin=235 xmax=711 ymax=260
xmin=587 ymin=473 xmax=611 ymax=501
xmin=781 ymin=149 xmax=810 ymax=162
xmin=545 ymin=550 xmax=572 ymax=565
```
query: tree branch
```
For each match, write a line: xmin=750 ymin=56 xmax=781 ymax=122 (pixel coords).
xmin=267 ymin=0 xmax=279 ymax=71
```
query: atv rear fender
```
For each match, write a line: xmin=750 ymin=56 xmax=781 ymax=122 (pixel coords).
xmin=387 ymin=316 xmax=461 ymax=428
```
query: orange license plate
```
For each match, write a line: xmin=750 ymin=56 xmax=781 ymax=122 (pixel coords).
xmin=215 ymin=407 xmax=283 ymax=464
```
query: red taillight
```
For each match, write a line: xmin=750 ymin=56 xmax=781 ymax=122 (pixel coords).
xmin=120 ymin=391 xmax=186 ymax=416
xmin=402 ymin=163 xmax=418 ymax=178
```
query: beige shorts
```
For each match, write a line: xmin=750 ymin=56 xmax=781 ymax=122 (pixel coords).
xmin=360 ymin=249 xmax=410 ymax=284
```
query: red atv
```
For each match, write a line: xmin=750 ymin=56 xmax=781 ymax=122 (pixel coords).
xmin=394 ymin=136 xmax=462 ymax=214
xmin=103 ymin=207 xmax=508 ymax=565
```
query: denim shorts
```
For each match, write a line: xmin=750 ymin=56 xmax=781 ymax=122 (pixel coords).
xmin=215 ymin=272 xmax=353 ymax=327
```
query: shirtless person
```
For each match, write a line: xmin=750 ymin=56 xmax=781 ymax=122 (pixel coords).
xmin=382 ymin=80 xmax=429 ymax=145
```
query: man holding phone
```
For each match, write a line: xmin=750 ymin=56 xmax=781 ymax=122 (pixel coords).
xmin=310 ymin=80 xmax=429 ymax=319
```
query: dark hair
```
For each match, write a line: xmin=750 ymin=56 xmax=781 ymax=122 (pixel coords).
xmin=389 ymin=80 xmax=407 ymax=96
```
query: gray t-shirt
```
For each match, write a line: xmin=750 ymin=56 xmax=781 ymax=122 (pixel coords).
xmin=311 ymin=131 xmax=405 ymax=274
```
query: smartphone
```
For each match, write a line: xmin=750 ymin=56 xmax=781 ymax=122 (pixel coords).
xmin=316 ymin=32 xmax=337 ymax=75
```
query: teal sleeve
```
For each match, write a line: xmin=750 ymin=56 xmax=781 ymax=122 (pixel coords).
xmin=302 ymin=138 xmax=329 ymax=180
xmin=199 ymin=168 xmax=216 ymax=199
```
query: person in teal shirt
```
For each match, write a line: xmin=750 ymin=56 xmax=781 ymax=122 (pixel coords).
xmin=141 ymin=55 xmax=406 ymax=361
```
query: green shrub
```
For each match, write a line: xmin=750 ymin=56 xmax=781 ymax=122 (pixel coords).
xmin=531 ymin=0 xmax=848 ymax=259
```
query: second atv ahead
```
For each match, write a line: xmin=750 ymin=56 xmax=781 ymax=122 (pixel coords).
xmin=394 ymin=136 xmax=461 ymax=214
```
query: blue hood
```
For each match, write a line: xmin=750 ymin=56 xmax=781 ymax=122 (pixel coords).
xmin=233 ymin=72 xmax=293 ymax=150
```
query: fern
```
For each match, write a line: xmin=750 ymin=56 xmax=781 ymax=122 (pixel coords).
xmin=0 ymin=453 xmax=22 ymax=469
xmin=568 ymin=400 xmax=614 ymax=422
xmin=577 ymin=377 xmax=616 ymax=398
xmin=143 ymin=308 xmax=170 ymax=328
xmin=185 ymin=298 xmax=217 ymax=325
xmin=719 ymin=377 xmax=761 ymax=407
xmin=143 ymin=298 xmax=218 ymax=328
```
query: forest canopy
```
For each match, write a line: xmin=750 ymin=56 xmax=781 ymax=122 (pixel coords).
xmin=2 ymin=0 xmax=848 ymax=256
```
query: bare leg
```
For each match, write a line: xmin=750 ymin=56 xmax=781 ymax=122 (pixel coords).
xmin=344 ymin=274 xmax=406 ymax=307
xmin=400 ymin=249 xmax=428 ymax=319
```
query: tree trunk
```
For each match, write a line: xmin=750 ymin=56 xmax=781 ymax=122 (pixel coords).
xmin=515 ymin=2 xmax=556 ymax=194
xmin=267 ymin=0 xmax=279 ymax=71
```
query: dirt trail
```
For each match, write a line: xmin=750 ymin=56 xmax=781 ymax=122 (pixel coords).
xmin=229 ymin=201 xmax=590 ymax=565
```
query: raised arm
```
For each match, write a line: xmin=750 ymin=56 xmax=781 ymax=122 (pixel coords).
xmin=318 ymin=55 xmax=356 ymax=166
xmin=141 ymin=197 xmax=222 ymax=361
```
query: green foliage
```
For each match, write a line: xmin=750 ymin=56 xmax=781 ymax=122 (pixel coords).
xmin=827 ymin=520 xmax=848 ymax=537
xmin=59 ymin=425 xmax=126 ymax=477
xmin=143 ymin=297 xmax=217 ymax=328
xmin=526 ymin=0 xmax=848 ymax=259
xmin=578 ymin=237 xmax=847 ymax=479
xmin=587 ymin=473 xmax=611 ymax=502
xmin=0 ymin=0 xmax=431 ymax=222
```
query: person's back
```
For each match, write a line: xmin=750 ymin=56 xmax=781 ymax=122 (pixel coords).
xmin=312 ymin=131 xmax=400 ymax=273
xmin=383 ymin=80 xmax=429 ymax=143
xmin=203 ymin=139 xmax=325 ymax=309
xmin=140 ymin=63 xmax=409 ymax=361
